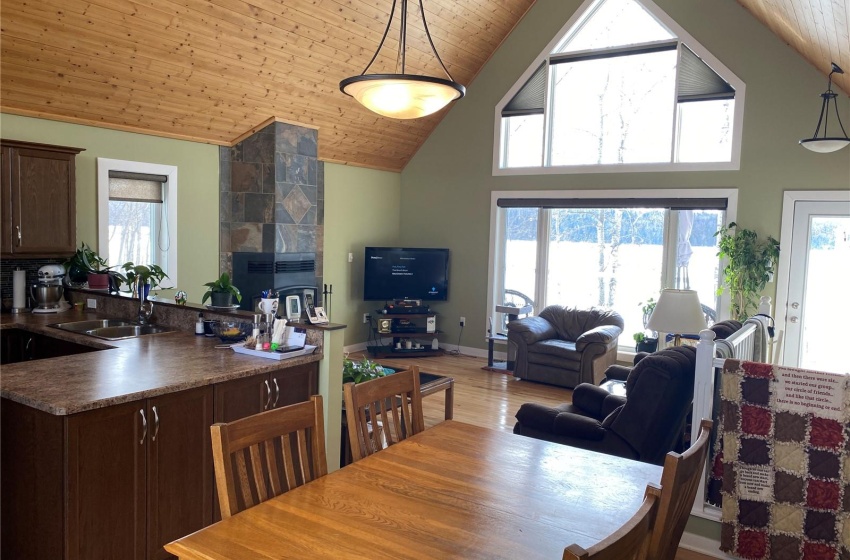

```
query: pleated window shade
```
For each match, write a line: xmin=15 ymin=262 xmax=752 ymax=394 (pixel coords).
xmin=677 ymin=45 xmax=735 ymax=102
xmin=108 ymin=171 xmax=166 ymax=203
xmin=501 ymin=62 xmax=547 ymax=117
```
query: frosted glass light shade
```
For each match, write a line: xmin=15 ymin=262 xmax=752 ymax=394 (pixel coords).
xmin=340 ymin=74 xmax=465 ymax=120
xmin=799 ymin=138 xmax=850 ymax=153
xmin=646 ymin=289 xmax=707 ymax=338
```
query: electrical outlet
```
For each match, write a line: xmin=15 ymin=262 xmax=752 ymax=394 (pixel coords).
xmin=459 ymin=316 xmax=466 ymax=327
xmin=86 ymin=298 xmax=97 ymax=309
xmin=362 ymin=313 xmax=371 ymax=324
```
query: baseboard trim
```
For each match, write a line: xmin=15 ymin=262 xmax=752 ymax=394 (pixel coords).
xmin=679 ymin=531 xmax=735 ymax=559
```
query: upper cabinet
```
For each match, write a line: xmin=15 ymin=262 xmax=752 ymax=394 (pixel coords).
xmin=1 ymin=139 xmax=84 ymax=256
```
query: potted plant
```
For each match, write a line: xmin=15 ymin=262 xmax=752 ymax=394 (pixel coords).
xmin=64 ymin=242 xmax=111 ymax=288
xmin=715 ymin=222 xmax=780 ymax=320
xmin=342 ymin=356 xmax=388 ymax=384
xmin=634 ymin=298 xmax=658 ymax=352
xmin=201 ymin=273 xmax=242 ymax=307
xmin=115 ymin=262 xmax=169 ymax=300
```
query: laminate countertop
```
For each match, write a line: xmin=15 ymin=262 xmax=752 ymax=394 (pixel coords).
xmin=0 ymin=311 xmax=323 ymax=416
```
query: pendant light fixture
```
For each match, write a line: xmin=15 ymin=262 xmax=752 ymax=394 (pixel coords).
xmin=799 ymin=62 xmax=850 ymax=153
xmin=339 ymin=0 xmax=465 ymax=120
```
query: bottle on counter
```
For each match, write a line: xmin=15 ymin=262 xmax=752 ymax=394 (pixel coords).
xmin=195 ymin=313 xmax=205 ymax=335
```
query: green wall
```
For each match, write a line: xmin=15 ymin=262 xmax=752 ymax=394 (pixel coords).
xmin=398 ymin=0 xmax=849 ymax=548
xmin=323 ymin=163 xmax=401 ymax=346
xmin=401 ymin=0 xmax=850 ymax=346
xmin=0 ymin=113 xmax=220 ymax=301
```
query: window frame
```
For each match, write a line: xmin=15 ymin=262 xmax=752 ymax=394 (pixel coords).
xmin=492 ymin=0 xmax=745 ymax=175
xmin=97 ymin=157 xmax=178 ymax=287
xmin=486 ymin=188 xmax=738 ymax=357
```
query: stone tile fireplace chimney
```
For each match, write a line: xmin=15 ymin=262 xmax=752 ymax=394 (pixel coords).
xmin=219 ymin=120 xmax=324 ymax=304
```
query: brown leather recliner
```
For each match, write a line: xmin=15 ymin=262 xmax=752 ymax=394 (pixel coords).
xmin=513 ymin=345 xmax=698 ymax=466
xmin=507 ymin=306 xmax=624 ymax=389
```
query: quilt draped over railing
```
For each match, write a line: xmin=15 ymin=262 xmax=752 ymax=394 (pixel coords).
xmin=717 ymin=359 xmax=849 ymax=560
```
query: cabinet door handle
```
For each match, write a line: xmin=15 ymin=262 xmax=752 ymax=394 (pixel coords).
xmin=139 ymin=409 xmax=147 ymax=444
xmin=264 ymin=380 xmax=272 ymax=410
xmin=15 ymin=225 xmax=21 ymax=246
xmin=151 ymin=406 xmax=160 ymax=441
xmin=272 ymin=378 xmax=280 ymax=408
xmin=24 ymin=337 xmax=33 ymax=360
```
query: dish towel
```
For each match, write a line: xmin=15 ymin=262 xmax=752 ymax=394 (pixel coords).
xmin=718 ymin=359 xmax=849 ymax=560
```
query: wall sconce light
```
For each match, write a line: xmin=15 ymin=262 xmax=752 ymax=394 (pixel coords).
xmin=339 ymin=0 xmax=465 ymax=120
xmin=799 ymin=63 xmax=850 ymax=153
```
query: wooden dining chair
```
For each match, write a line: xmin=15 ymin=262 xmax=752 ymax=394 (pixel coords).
xmin=210 ymin=394 xmax=327 ymax=519
xmin=343 ymin=366 xmax=425 ymax=462
xmin=648 ymin=418 xmax=714 ymax=560
xmin=563 ymin=483 xmax=662 ymax=560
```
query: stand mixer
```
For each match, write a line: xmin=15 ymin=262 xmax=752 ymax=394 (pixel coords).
xmin=31 ymin=264 xmax=71 ymax=314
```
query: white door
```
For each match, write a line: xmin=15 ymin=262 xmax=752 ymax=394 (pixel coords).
xmin=776 ymin=193 xmax=850 ymax=373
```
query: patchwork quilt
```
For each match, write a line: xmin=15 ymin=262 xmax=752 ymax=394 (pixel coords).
xmin=717 ymin=359 xmax=850 ymax=560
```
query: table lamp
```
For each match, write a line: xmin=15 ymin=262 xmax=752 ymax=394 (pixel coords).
xmin=646 ymin=289 xmax=707 ymax=347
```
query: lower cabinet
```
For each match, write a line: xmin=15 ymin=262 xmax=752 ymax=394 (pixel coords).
xmin=0 ymin=361 xmax=319 ymax=559
xmin=66 ymin=386 xmax=214 ymax=560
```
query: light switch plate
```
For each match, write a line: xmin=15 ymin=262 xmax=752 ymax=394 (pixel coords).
xmin=86 ymin=298 xmax=97 ymax=309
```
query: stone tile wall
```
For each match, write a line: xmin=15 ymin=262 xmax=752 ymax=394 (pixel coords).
xmin=219 ymin=121 xmax=324 ymax=293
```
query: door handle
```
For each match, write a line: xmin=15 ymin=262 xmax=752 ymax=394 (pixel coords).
xmin=264 ymin=380 xmax=272 ymax=410
xmin=15 ymin=225 xmax=21 ymax=246
xmin=139 ymin=409 xmax=147 ymax=444
xmin=151 ymin=406 xmax=160 ymax=441
xmin=272 ymin=378 xmax=280 ymax=408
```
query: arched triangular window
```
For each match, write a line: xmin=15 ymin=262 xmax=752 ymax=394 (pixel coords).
xmin=495 ymin=0 xmax=744 ymax=174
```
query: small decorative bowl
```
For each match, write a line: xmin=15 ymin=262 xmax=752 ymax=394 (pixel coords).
xmin=210 ymin=320 xmax=253 ymax=343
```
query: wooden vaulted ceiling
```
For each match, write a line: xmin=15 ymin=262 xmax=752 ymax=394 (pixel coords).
xmin=1 ymin=0 xmax=847 ymax=172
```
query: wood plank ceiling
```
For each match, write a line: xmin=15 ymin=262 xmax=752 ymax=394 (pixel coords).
xmin=1 ymin=0 xmax=847 ymax=172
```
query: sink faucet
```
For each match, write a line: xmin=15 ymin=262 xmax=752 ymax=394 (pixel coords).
xmin=138 ymin=289 xmax=154 ymax=325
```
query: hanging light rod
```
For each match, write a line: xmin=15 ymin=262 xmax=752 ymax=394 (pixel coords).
xmin=799 ymin=62 xmax=850 ymax=153
xmin=339 ymin=0 xmax=465 ymax=120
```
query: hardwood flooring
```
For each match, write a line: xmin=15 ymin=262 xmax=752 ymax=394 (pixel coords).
xmin=353 ymin=351 xmax=716 ymax=560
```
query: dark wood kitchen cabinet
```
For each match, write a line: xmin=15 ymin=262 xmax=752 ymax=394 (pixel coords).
xmin=0 ymin=139 xmax=83 ymax=256
xmin=1 ymin=386 xmax=213 ymax=560
xmin=213 ymin=362 xmax=319 ymax=423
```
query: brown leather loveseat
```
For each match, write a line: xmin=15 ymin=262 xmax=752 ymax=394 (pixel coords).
xmin=507 ymin=306 xmax=624 ymax=389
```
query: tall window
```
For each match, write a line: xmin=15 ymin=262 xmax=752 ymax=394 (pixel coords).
xmin=495 ymin=0 xmax=743 ymax=174
xmin=491 ymin=190 xmax=736 ymax=350
xmin=97 ymin=158 xmax=178 ymax=287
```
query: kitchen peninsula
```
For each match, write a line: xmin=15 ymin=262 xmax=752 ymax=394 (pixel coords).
xmin=0 ymin=302 xmax=334 ymax=560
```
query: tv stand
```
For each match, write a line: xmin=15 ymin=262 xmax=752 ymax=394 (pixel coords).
xmin=368 ymin=311 xmax=443 ymax=358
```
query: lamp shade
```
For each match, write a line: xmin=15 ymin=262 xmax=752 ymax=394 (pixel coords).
xmin=646 ymin=289 xmax=707 ymax=336
xmin=340 ymin=74 xmax=465 ymax=120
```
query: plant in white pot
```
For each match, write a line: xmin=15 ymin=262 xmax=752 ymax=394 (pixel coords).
xmin=202 ymin=273 xmax=242 ymax=307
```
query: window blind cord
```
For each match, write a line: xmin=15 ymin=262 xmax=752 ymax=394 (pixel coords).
xmin=157 ymin=201 xmax=170 ymax=253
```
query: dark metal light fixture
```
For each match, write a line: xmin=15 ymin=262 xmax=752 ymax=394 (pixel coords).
xmin=339 ymin=0 xmax=465 ymax=120
xmin=799 ymin=63 xmax=850 ymax=153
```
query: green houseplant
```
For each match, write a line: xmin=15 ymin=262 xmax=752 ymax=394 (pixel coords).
xmin=715 ymin=222 xmax=780 ymax=320
xmin=115 ymin=262 xmax=169 ymax=299
xmin=342 ymin=356 xmax=388 ymax=384
xmin=64 ymin=242 xmax=110 ymax=286
xmin=202 ymin=273 xmax=242 ymax=307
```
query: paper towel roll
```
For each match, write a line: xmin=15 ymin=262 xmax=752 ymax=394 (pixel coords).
xmin=13 ymin=269 xmax=26 ymax=310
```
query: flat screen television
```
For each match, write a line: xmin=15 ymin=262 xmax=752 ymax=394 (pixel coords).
xmin=363 ymin=247 xmax=449 ymax=301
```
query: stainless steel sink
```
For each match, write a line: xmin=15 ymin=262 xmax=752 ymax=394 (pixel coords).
xmin=49 ymin=320 xmax=175 ymax=340
xmin=49 ymin=319 xmax=133 ymax=332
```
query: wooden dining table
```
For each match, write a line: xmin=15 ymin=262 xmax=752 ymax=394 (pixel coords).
xmin=166 ymin=420 xmax=662 ymax=559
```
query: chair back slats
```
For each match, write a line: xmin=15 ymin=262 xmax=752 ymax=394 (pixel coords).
xmin=648 ymin=419 xmax=713 ymax=560
xmin=343 ymin=367 xmax=425 ymax=462
xmin=563 ymin=483 xmax=661 ymax=560
xmin=211 ymin=395 xmax=328 ymax=519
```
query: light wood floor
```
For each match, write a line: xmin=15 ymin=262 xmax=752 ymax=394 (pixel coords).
xmin=353 ymin=351 xmax=715 ymax=560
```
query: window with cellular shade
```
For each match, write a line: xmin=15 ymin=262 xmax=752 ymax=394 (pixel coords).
xmin=501 ymin=62 xmax=546 ymax=117
xmin=108 ymin=171 xmax=166 ymax=203
xmin=677 ymin=45 xmax=735 ymax=102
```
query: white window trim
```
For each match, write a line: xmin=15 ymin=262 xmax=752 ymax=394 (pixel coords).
xmin=97 ymin=157 xmax=178 ymax=287
xmin=492 ymin=0 xmax=745 ymax=176
xmin=485 ymin=188 xmax=739 ymax=347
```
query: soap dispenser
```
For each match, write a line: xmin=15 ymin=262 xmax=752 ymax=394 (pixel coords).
xmin=195 ymin=313 xmax=205 ymax=335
